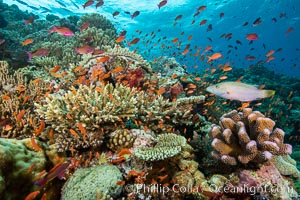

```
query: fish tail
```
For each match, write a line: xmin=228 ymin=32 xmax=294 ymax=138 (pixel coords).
xmin=207 ymin=56 xmax=211 ymax=62
xmin=26 ymin=51 xmax=32 ymax=60
xmin=263 ymin=90 xmax=275 ymax=97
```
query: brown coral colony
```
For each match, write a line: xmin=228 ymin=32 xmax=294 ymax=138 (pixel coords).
xmin=209 ymin=108 xmax=292 ymax=165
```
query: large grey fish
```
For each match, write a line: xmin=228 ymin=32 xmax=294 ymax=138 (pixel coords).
xmin=206 ymin=81 xmax=275 ymax=102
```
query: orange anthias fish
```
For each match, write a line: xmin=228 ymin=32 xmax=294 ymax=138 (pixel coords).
xmin=75 ymin=45 xmax=94 ymax=54
xmin=23 ymin=16 xmax=34 ymax=25
xmin=207 ymin=53 xmax=222 ymax=62
xmin=200 ymin=19 xmax=207 ymax=26
xmin=26 ymin=48 xmax=49 ymax=60
xmin=116 ymin=35 xmax=125 ymax=43
xmin=80 ymin=23 xmax=90 ymax=32
xmin=24 ymin=191 xmax=40 ymax=200
xmin=246 ymin=33 xmax=258 ymax=40
xmin=158 ymin=0 xmax=167 ymax=9
xmin=128 ymin=38 xmax=140 ymax=46
xmin=206 ymin=81 xmax=275 ymax=102
xmin=266 ymin=50 xmax=275 ymax=57
xmin=22 ymin=38 xmax=34 ymax=46
xmin=83 ymin=0 xmax=94 ymax=9
xmin=48 ymin=26 xmax=75 ymax=36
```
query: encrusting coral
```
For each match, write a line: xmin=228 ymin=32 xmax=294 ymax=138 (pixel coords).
xmin=273 ymin=155 xmax=300 ymax=179
xmin=61 ymin=164 xmax=123 ymax=200
xmin=208 ymin=108 xmax=292 ymax=165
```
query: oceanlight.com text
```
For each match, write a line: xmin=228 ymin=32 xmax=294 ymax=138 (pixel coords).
xmin=124 ymin=183 xmax=298 ymax=197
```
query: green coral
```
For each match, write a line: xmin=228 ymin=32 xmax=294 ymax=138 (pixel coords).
xmin=134 ymin=133 xmax=187 ymax=161
xmin=61 ymin=164 xmax=123 ymax=200
xmin=273 ymin=155 xmax=300 ymax=179
xmin=0 ymin=138 xmax=47 ymax=199
xmin=77 ymin=13 xmax=117 ymax=36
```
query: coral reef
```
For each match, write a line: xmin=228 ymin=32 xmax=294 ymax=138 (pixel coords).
xmin=0 ymin=61 xmax=50 ymax=138
xmin=134 ymin=133 xmax=187 ymax=161
xmin=0 ymin=138 xmax=55 ymax=199
xmin=61 ymin=164 xmax=123 ymax=200
xmin=209 ymin=108 xmax=292 ymax=165
xmin=77 ymin=13 xmax=117 ymax=35
xmin=225 ymin=162 xmax=298 ymax=199
xmin=35 ymin=82 xmax=205 ymax=151
xmin=150 ymin=56 xmax=186 ymax=77
xmin=107 ymin=129 xmax=136 ymax=151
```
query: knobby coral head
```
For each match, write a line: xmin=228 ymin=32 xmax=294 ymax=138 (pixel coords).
xmin=208 ymin=108 xmax=292 ymax=166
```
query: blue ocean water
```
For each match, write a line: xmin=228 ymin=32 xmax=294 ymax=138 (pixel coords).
xmin=3 ymin=0 xmax=300 ymax=77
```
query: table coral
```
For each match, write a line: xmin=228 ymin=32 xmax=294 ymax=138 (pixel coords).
xmin=208 ymin=108 xmax=292 ymax=165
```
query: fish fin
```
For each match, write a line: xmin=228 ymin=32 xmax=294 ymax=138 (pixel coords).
xmin=26 ymin=51 xmax=32 ymax=60
xmin=57 ymin=170 xmax=66 ymax=180
xmin=34 ymin=177 xmax=46 ymax=187
xmin=263 ymin=90 xmax=275 ymax=97
xmin=206 ymin=56 xmax=211 ymax=62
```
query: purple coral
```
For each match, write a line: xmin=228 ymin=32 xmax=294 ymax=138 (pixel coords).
xmin=209 ymin=108 xmax=292 ymax=165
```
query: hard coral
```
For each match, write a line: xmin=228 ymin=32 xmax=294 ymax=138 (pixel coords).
xmin=134 ymin=133 xmax=187 ymax=161
xmin=209 ymin=108 xmax=292 ymax=165
xmin=61 ymin=164 xmax=123 ymax=200
xmin=0 ymin=61 xmax=49 ymax=138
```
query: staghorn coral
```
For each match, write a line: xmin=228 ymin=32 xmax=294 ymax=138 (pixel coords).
xmin=0 ymin=61 xmax=50 ymax=138
xmin=134 ymin=133 xmax=187 ymax=161
xmin=208 ymin=108 xmax=292 ymax=165
xmin=35 ymin=83 xmax=139 ymax=150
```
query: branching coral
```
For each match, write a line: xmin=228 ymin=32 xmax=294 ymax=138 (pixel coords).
xmin=134 ymin=133 xmax=187 ymax=161
xmin=35 ymin=83 xmax=205 ymax=151
xmin=0 ymin=61 xmax=50 ymax=138
xmin=208 ymin=108 xmax=292 ymax=165
xmin=79 ymin=46 xmax=152 ymax=74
